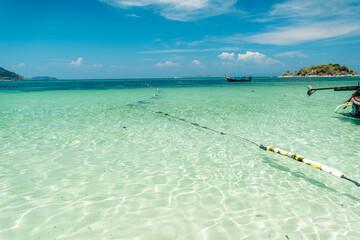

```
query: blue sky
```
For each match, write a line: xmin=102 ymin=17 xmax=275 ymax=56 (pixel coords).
xmin=1 ymin=0 xmax=360 ymax=79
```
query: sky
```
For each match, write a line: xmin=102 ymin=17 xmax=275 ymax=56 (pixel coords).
xmin=1 ymin=0 xmax=360 ymax=79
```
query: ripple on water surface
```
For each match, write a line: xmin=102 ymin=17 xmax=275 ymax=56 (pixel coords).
xmin=1 ymin=80 xmax=360 ymax=239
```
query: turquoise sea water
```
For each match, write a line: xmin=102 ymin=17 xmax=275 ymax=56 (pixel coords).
xmin=1 ymin=77 xmax=360 ymax=239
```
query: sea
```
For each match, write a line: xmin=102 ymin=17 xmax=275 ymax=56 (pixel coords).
xmin=1 ymin=77 xmax=360 ymax=239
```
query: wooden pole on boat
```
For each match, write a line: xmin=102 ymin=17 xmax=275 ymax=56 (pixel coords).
xmin=343 ymin=88 xmax=360 ymax=109
xmin=307 ymin=85 xmax=359 ymax=96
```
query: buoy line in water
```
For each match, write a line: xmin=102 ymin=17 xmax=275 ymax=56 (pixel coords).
xmin=139 ymin=84 xmax=359 ymax=187
xmin=154 ymin=112 xmax=360 ymax=187
xmin=126 ymin=83 xmax=160 ymax=106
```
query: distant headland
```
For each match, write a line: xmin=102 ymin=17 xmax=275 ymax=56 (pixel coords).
xmin=0 ymin=67 xmax=59 ymax=81
xmin=280 ymin=64 xmax=359 ymax=77
xmin=30 ymin=76 xmax=58 ymax=80
xmin=0 ymin=67 xmax=25 ymax=81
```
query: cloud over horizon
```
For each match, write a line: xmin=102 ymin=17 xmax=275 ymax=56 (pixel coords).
xmin=237 ymin=51 xmax=279 ymax=64
xmin=154 ymin=61 xmax=181 ymax=67
xmin=218 ymin=51 xmax=279 ymax=64
xmin=13 ymin=63 xmax=25 ymax=68
xmin=246 ymin=0 xmax=360 ymax=45
xmin=275 ymin=51 xmax=306 ymax=57
xmin=246 ymin=23 xmax=359 ymax=45
xmin=99 ymin=0 xmax=238 ymax=21
xmin=192 ymin=60 xmax=200 ymax=65
xmin=71 ymin=57 xmax=83 ymax=66
xmin=191 ymin=59 xmax=206 ymax=68
xmin=218 ymin=52 xmax=235 ymax=60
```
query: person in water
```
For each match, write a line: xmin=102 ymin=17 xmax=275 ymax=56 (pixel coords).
xmin=344 ymin=88 xmax=360 ymax=117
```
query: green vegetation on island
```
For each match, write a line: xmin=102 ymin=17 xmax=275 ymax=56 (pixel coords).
xmin=0 ymin=67 xmax=25 ymax=81
xmin=281 ymin=64 xmax=359 ymax=77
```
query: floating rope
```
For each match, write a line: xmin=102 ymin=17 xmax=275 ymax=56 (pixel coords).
xmin=145 ymin=83 xmax=160 ymax=98
xmin=127 ymin=84 xmax=159 ymax=106
xmin=155 ymin=112 xmax=259 ymax=147
xmin=130 ymin=87 xmax=359 ymax=187
xmin=156 ymin=111 xmax=360 ymax=187
xmin=259 ymin=145 xmax=360 ymax=186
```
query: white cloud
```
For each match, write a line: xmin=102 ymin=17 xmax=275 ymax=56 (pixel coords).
xmin=221 ymin=47 xmax=241 ymax=52
xmin=71 ymin=57 xmax=83 ymax=66
xmin=14 ymin=63 xmax=25 ymax=68
xmin=126 ymin=14 xmax=140 ymax=18
xmin=154 ymin=61 xmax=181 ymax=67
xmin=246 ymin=0 xmax=360 ymax=45
xmin=175 ymin=40 xmax=186 ymax=46
xmin=99 ymin=0 xmax=238 ymax=21
xmin=192 ymin=60 xmax=201 ymax=65
xmin=217 ymin=51 xmax=280 ymax=65
xmin=218 ymin=52 xmax=235 ymax=60
xmin=93 ymin=64 xmax=103 ymax=67
xmin=191 ymin=59 xmax=205 ymax=68
xmin=237 ymin=51 xmax=280 ymax=64
xmin=275 ymin=51 xmax=306 ymax=57
xmin=246 ymin=24 xmax=359 ymax=45
xmin=143 ymin=49 xmax=214 ymax=54
xmin=269 ymin=0 xmax=360 ymax=20
xmin=142 ymin=47 xmax=240 ymax=54
xmin=238 ymin=51 xmax=264 ymax=62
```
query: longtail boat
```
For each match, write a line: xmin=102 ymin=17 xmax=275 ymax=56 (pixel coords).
xmin=307 ymin=84 xmax=360 ymax=118
xmin=225 ymin=74 xmax=252 ymax=82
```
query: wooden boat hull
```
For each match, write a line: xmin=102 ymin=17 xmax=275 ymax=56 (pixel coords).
xmin=337 ymin=107 xmax=360 ymax=118
xmin=336 ymin=96 xmax=360 ymax=118
xmin=225 ymin=74 xmax=252 ymax=82
xmin=226 ymin=78 xmax=251 ymax=82
xmin=352 ymin=96 xmax=360 ymax=118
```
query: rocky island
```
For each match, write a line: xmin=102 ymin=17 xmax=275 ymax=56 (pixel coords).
xmin=280 ymin=64 xmax=359 ymax=77
xmin=0 ymin=67 xmax=25 ymax=81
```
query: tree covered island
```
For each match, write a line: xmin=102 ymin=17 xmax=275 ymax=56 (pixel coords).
xmin=0 ymin=67 xmax=25 ymax=81
xmin=280 ymin=64 xmax=359 ymax=77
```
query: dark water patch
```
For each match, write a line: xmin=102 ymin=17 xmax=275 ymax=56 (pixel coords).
xmin=262 ymin=156 xmax=337 ymax=192
xmin=264 ymin=155 xmax=360 ymax=201
xmin=0 ymin=80 xmax=140 ymax=91
xmin=1 ymin=77 xmax=359 ymax=92
xmin=0 ymin=79 xmax=221 ymax=91
xmin=334 ymin=115 xmax=360 ymax=125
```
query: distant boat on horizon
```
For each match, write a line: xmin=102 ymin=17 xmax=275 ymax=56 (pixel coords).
xmin=225 ymin=74 xmax=252 ymax=82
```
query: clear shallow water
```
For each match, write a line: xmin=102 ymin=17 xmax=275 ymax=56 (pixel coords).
xmin=1 ymin=77 xmax=360 ymax=239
